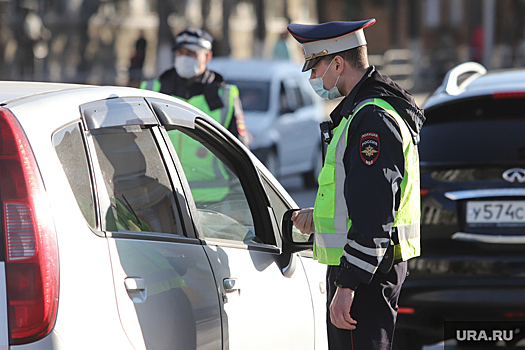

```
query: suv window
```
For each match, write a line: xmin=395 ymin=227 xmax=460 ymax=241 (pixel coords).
xmin=421 ymin=96 xmax=525 ymax=164
xmin=53 ymin=123 xmax=96 ymax=228
xmin=281 ymin=79 xmax=304 ymax=112
xmin=91 ymin=126 xmax=181 ymax=234
xmin=169 ymin=128 xmax=262 ymax=244
xmin=227 ymin=80 xmax=270 ymax=112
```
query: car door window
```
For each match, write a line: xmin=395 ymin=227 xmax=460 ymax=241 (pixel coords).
xmin=283 ymin=78 xmax=304 ymax=111
xmin=296 ymin=76 xmax=314 ymax=106
xmin=168 ymin=128 xmax=268 ymax=244
xmin=279 ymin=82 xmax=293 ymax=114
xmin=53 ymin=123 xmax=96 ymax=228
xmin=226 ymin=79 xmax=270 ymax=112
xmin=90 ymin=126 xmax=181 ymax=234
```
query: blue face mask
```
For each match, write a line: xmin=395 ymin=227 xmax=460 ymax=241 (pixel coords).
xmin=308 ymin=58 xmax=343 ymax=100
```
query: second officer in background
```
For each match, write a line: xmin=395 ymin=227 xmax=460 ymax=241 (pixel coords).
xmin=141 ymin=28 xmax=250 ymax=147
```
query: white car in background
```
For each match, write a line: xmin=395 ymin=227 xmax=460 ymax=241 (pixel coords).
xmin=0 ymin=81 xmax=327 ymax=350
xmin=208 ymin=58 xmax=325 ymax=187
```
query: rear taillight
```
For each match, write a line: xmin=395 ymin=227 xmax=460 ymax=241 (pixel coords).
xmin=420 ymin=189 xmax=429 ymax=198
xmin=503 ymin=312 xmax=525 ymax=319
xmin=0 ymin=108 xmax=59 ymax=345
xmin=492 ymin=91 xmax=525 ymax=99
xmin=398 ymin=307 xmax=415 ymax=314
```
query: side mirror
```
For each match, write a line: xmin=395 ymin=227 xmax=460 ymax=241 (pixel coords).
xmin=281 ymin=209 xmax=314 ymax=252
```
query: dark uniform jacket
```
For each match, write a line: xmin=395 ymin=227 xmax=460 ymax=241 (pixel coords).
xmin=156 ymin=68 xmax=246 ymax=140
xmin=332 ymin=66 xmax=425 ymax=290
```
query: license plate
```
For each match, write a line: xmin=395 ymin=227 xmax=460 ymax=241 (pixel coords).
xmin=466 ymin=201 xmax=525 ymax=226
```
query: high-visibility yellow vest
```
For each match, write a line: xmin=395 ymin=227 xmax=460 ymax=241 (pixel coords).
xmin=313 ymin=98 xmax=421 ymax=265
xmin=141 ymin=79 xmax=239 ymax=202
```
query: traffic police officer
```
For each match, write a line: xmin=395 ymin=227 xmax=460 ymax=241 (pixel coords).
xmin=289 ymin=20 xmax=425 ymax=349
xmin=141 ymin=28 xmax=250 ymax=204
xmin=141 ymin=28 xmax=250 ymax=147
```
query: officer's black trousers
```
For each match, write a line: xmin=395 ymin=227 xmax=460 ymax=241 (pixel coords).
xmin=326 ymin=262 xmax=407 ymax=350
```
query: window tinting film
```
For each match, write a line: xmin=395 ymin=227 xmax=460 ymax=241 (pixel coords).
xmin=91 ymin=127 xmax=180 ymax=234
xmin=53 ymin=123 xmax=96 ymax=228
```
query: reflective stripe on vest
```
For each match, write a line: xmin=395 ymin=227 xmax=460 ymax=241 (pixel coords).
xmin=313 ymin=98 xmax=421 ymax=265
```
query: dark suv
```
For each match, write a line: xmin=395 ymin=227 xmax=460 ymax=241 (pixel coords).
xmin=394 ymin=62 xmax=525 ymax=349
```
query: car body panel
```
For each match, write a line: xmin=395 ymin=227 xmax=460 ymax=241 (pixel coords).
xmin=298 ymin=254 xmax=328 ymax=350
xmin=0 ymin=264 xmax=7 ymax=350
xmin=6 ymin=91 xmax=138 ymax=350
xmin=424 ymin=69 xmax=525 ymax=110
xmin=108 ymin=238 xmax=222 ymax=350
xmin=203 ymin=244 xmax=315 ymax=350
xmin=0 ymin=81 xmax=328 ymax=350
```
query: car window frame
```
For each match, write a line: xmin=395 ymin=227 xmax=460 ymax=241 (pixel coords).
xmin=162 ymin=117 xmax=282 ymax=254
xmin=52 ymin=120 xmax=100 ymax=231
xmin=79 ymin=97 xmax=200 ymax=244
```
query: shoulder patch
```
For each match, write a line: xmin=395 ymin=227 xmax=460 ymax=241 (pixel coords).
xmin=360 ymin=132 xmax=380 ymax=166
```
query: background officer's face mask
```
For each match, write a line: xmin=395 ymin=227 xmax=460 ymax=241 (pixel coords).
xmin=309 ymin=57 xmax=343 ymax=100
xmin=175 ymin=55 xmax=200 ymax=79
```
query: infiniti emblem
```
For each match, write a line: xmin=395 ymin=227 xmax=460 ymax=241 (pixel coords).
xmin=502 ymin=168 xmax=525 ymax=183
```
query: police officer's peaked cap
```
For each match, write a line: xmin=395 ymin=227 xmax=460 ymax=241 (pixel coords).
xmin=173 ymin=28 xmax=213 ymax=52
xmin=288 ymin=19 xmax=376 ymax=72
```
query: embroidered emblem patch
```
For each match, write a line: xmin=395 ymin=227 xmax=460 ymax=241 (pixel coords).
xmin=360 ymin=132 xmax=380 ymax=166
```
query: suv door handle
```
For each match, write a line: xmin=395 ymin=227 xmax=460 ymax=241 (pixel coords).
xmin=124 ymin=277 xmax=147 ymax=303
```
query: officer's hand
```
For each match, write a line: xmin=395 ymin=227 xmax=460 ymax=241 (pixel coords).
xmin=291 ymin=208 xmax=314 ymax=234
xmin=329 ymin=287 xmax=357 ymax=330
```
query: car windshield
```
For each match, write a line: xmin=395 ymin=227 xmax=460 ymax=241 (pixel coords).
xmin=421 ymin=95 xmax=525 ymax=165
xmin=227 ymin=80 xmax=270 ymax=112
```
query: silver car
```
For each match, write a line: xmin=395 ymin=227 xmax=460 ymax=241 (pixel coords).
xmin=207 ymin=58 xmax=325 ymax=187
xmin=0 ymin=82 xmax=327 ymax=350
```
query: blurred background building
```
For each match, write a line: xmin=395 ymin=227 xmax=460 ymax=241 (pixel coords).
xmin=1 ymin=0 xmax=524 ymax=93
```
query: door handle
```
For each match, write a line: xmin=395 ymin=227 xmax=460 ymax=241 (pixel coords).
xmin=223 ymin=278 xmax=240 ymax=294
xmin=124 ymin=277 xmax=147 ymax=303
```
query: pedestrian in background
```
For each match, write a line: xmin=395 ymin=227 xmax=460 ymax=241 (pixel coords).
xmin=141 ymin=28 xmax=250 ymax=148
xmin=288 ymin=19 xmax=425 ymax=350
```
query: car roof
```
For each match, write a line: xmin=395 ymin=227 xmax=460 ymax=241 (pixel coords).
xmin=0 ymin=81 xmax=96 ymax=104
xmin=0 ymin=81 xmax=215 ymax=131
xmin=207 ymin=58 xmax=306 ymax=81
xmin=424 ymin=62 xmax=525 ymax=110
